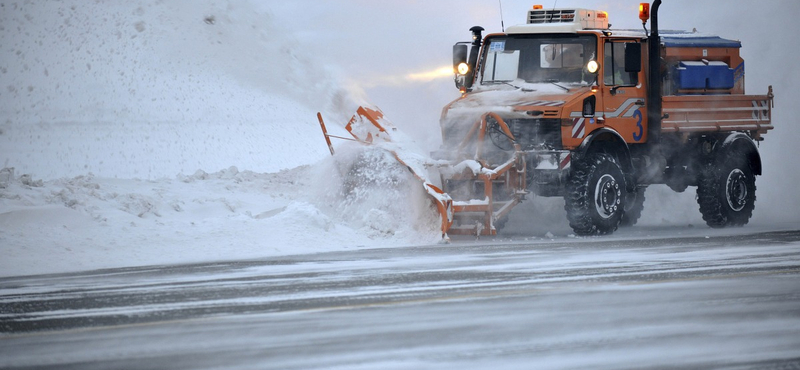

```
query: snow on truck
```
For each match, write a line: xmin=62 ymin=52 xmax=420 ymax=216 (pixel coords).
xmin=317 ymin=1 xmax=774 ymax=239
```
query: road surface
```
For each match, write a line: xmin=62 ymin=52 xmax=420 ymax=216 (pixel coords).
xmin=2 ymin=228 xmax=800 ymax=369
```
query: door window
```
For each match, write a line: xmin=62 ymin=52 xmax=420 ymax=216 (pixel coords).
xmin=604 ymin=42 xmax=638 ymax=86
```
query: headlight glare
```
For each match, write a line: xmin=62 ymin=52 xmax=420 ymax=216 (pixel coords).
xmin=457 ymin=62 xmax=470 ymax=75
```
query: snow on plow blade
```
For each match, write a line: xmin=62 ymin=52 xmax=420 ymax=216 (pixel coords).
xmin=317 ymin=106 xmax=528 ymax=239
xmin=317 ymin=106 xmax=453 ymax=238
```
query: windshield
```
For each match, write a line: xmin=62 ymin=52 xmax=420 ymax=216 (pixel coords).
xmin=480 ymin=34 xmax=597 ymax=86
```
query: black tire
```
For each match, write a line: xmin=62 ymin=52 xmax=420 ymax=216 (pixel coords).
xmin=696 ymin=149 xmax=757 ymax=228
xmin=565 ymin=153 xmax=626 ymax=235
xmin=620 ymin=187 xmax=646 ymax=227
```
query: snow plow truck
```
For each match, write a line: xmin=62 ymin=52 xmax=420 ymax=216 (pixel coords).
xmin=318 ymin=1 xmax=774 ymax=239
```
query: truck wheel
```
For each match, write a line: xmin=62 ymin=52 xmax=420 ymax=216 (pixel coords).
xmin=620 ymin=187 xmax=646 ymax=227
xmin=565 ymin=153 xmax=625 ymax=235
xmin=696 ymin=150 xmax=757 ymax=228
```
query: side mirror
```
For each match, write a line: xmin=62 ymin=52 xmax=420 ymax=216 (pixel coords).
xmin=625 ymin=43 xmax=642 ymax=73
xmin=454 ymin=27 xmax=484 ymax=91
xmin=453 ymin=44 xmax=468 ymax=71
xmin=453 ymin=43 xmax=470 ymax=90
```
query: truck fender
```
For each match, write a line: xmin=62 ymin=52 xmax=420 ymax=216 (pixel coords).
xmin=718 ymin=132 xmax=762 ymax=176
xmin=575 ymin=128 xmax=636 ymax=191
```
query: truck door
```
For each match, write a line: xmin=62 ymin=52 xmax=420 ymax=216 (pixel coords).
xmin=600 ymin=40 xmax=648 ymax=143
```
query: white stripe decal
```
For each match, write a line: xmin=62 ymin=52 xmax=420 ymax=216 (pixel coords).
xmin=606 ymin=98 xmax=641 ymax=118
xmin=560 ymin=153 xmax=571 ymax=169
xmin=515 ymin=100 xmax=565 ymax=107
xmin=571 ymin=118 xmax=586 ymax=138
xmin=569 ymin=98 xmax=642 ymax=120
xmin=751 ymin=100 xmax=769 ymax=121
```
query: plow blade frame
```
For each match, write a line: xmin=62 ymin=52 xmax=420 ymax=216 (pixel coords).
xmin=316 ymin=108 xmax=528 ymax=239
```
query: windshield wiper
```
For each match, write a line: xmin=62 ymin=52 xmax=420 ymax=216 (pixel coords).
xmin=492 ymin=81 xmax=534 ymax=92
xmin=544 ymin=79 xmax=570 ymax=92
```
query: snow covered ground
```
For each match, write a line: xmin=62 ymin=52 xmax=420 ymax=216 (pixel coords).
xmin=2 ymin=0 xmax=800 ymax=278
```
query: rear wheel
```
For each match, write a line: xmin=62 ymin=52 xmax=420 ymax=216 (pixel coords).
xmin=696 ymin=149 xmax=756 ymax=228
xmin=565 ymin=153 xmax=626 ymax=235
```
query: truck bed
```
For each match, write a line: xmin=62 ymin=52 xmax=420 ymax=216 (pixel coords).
xmin=661 ymin=89 xmax=774 ymax=140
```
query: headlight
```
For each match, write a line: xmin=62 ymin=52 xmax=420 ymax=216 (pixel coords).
xmin=587 ymin=60 xmax=599 ymax=74
xmin=457 ymin=62 xmax=470 ymax=75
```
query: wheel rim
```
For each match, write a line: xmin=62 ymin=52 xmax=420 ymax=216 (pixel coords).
xmin=594 ymin=174 xmax=621 ymax=219
xmin=725 ymin=169 xmax=748 ymax=212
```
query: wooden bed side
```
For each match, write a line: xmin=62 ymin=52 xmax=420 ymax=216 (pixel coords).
xmin=661 ymin=87 xmax=774 ymax=140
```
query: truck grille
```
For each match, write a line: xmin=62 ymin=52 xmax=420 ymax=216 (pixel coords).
xmin=506 ymin=118 xmax=562 ymax=150
xmin=441 ymin=118 xmax=562 ymax=151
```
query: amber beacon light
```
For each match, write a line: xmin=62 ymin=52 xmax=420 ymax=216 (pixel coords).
xmin=639 ymin=3 xmax=650 ymax=23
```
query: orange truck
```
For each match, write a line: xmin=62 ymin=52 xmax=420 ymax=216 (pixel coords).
xmin=318 ymin=1 xmax=774 ymax=239
xmin=436 ymin=0 xmax=774 ymax=236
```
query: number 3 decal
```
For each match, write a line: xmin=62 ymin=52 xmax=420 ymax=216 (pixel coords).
xmin=633 ymin=109 xmax=644 ymax=141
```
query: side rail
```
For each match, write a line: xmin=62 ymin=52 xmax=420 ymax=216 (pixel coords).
xmin=662 ymin=86 xmax=774 ymax=141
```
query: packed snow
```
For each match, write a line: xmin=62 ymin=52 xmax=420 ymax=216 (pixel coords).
xmin=2 ymin=0 xmax=799 ymax=277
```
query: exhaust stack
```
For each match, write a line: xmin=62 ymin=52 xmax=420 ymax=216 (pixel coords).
xmin=646 ymin=0 xmax=662 ymax=143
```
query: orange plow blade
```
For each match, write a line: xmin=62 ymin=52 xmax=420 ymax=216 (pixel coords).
xmin=316 ymin=106 xmax=527 ymax=239
xmin=317 ymin=106 xmax=453 ymax=239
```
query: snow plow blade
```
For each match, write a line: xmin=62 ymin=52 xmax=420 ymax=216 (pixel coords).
xmin=317 ymin=106 xmax=453 ymax=238
xmin=317 ymin=107 xmax=528 ymax=239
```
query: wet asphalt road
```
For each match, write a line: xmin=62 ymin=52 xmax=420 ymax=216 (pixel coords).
xmin=1 ymin=229 xmax=800 ymax=369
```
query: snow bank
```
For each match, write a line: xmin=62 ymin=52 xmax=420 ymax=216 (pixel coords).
xmin=0 ymin=157 xmax=441 ymax=277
